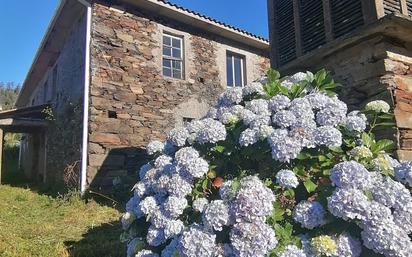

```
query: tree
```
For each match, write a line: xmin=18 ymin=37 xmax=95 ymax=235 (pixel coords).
xmin=0 ymin=82 xmax=21 ymax=110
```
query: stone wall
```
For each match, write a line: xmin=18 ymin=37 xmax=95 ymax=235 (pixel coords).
xmin=87 ymin=2 xmax=269 ymax=189
xmin=280 ymin=35 xmax=412 ymax=160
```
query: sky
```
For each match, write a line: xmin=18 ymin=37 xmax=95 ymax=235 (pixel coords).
xmin=0 ymin=0 xmax=268 ymax=84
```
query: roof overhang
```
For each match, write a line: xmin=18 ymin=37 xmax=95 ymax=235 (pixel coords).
xmin=279 ymin=14 xmax=412 ymax=73
xmin=0 ymin=105 xmax=50 ymax=133
xmin=118 ymin=0 xmax=269 ymax=50
xmin=15 ymin=0 xmax=85 ymax=108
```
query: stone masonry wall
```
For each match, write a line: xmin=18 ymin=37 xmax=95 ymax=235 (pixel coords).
xmin=88 ymin=2 xmax=269 ymax=189
xmin=280 ymin=35 xmax=412 ymax=160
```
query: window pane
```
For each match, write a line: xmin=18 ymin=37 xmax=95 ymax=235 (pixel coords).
xmin=163 ymin=35 xmax=171 ymax=46
xmin=234 ymin=56 xmax=242 ymax=87
xmin=163 ymin=67 xmax=172 ymax=77
xmin=163 ymin=46 xmax=172 ymax=57
xmin=173 ymin=69 xmax=182 ymax=79
xmin=172 ymin=48 xmax=181 ymax=58
xmin=163 ymin=59 xmax=171 ymax=69
xmin=226 ymin=55 xmax=233 ymax=87
xmin=172 ymin=60 xmax=181 ymax=70
xmin=172 ymin=38 xmax=181 ymax=48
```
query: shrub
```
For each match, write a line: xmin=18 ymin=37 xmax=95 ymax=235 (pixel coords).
xmin=121 ymin=70 xmax=412 ymax=257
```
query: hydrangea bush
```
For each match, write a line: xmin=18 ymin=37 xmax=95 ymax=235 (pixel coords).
xmin=121 ymin=69 xmax=412 ymax=257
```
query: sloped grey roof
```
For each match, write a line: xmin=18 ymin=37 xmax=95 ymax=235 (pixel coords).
xmin=156 ymin=0 xmax=268 ymax=42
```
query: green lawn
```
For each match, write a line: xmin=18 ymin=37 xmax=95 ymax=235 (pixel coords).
xmin=0 ymin=185 xmax=125 ymax=257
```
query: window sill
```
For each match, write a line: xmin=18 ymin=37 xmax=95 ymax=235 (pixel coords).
xmin=163 ymin=76 xmax=186 ymax=82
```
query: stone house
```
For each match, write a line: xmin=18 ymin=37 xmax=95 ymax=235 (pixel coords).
xmin=268 ymin=0 xmax=412 ymax=159
xmin=0 ymin=0 xmax=269 ymax=193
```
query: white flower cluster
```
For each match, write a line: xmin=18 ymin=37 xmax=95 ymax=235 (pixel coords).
xmin=365 ymin=100 xmax=391 ymax=113
xmin=395 ymin=161 xmax=412 ymax=187
xmin=127 ymin=147 xmax=278 ymax=257
xmin=123 ymin=73 xmax=408 ymax=257
xmin=276 ymin=169 xmax=299 ymax=189
xmin=327 ymin=161 xmax=412 ymax=257
xmin=292 ymin=201 xmax=326 ymax=229
xmin=213 ymin=75 xmax=360 ymax=163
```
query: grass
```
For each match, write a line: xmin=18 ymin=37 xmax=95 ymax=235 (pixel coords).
xmin=0 ymin=185 xmax=125 ymax=257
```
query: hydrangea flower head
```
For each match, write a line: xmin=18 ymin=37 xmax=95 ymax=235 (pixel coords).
xmin=350 ymin=146 xmax=373 ymax=159
xmin=192 ymin=198 xmax=209 ymax=212
xmin=293 ymin=201 xmax=326 ymax=229
xmin=365 ymin=100 xmax=390 ymax=113
xmin=278 ymin=245 xmax=306 ymax=257
xmin=167 ymin=127 xmax=189 ymax=147
xmin=276 ymin=169 xmax=299 ymax=189
xmin=177 ymin=225 xmax=216 ymax=257
xmin=311 ymin=235 xmax=337 ymax=257
xmin=330 ymin=161 xmax=372 ymax=190
xmin=335 ymin=233 xmax=362 ymax=257
xmin=202 ymin=200 xmax=232 ymax=231
xmin=230 ymin=221 xmax=278 ymax=257
xmin=231 ymin=176 xmax=276 ymax=222
xmin=395 ymin=161 xmax=412 ymax=187
xmin=146 ymin=140 xmax=164 ymax=155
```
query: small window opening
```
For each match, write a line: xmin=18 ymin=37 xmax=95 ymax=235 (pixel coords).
xmin=108 ymin=110 xmax=117 ymax=119
xmin=183 ymin=117 xmax=194 ymax=126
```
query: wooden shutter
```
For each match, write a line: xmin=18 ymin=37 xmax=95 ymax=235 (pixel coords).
xmin=407 ymin=0 xmax=412 ymax=15
xmin=275 ymin=0 xmax=296 ymax=65
xmin=383 ymin=0 xmax=402 ymax=14
xmin=299 ymin=0 xmax=326 ymax=53
xmin=331 ymin=0 xmax=364 ymax=38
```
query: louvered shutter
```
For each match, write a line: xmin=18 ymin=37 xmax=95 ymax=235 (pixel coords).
xmin=407 ymin=0 xmax=412 ymax=15
xmin=299 ymin=0 xmax=326 ymax=53
xmin=331 ymin=0 xmax=364 ymax=38
xmin=275 ymin=0 xmax=296 ymax=65
xmin=383 ymin=0 xmax=402 ymax=14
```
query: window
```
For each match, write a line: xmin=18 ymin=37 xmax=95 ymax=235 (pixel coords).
xmin=226 ymin=52 xmax=246 ymax=87
xmin=183 ymin=117 xmax=194 ymax=126
xmin=52 ymin=65 xmax=58 ymax=101
xmin=43 ymin=81 xmax=49 ymax=103
xmin=162 ymin=33 xmax=183 ymax=79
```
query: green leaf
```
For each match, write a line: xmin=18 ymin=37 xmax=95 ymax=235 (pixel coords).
xmin=202 ymin=178 xmax=208 ymax=190
xmin=297 ymin=152 xmax=311 ymax=160
xmin=267 ymin=69 xmax=280 ymax=82
xmin=213 ymin=145 xmax=225 ymax=153
xmin=231 ymin=179 xmax=240 ymax=192
xmin=374 ymin=139 xmax=395 ymax=152
xmin=303 ymin=179 xmax=318 ymax=193
xmin=361 ymin=133 xmax=372 ymax=148
xmin=375 ymin=122 xmax=396 ymax=127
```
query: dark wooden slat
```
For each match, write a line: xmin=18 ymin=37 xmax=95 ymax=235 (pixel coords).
xmin=331 ymin=0 xmax=364 ymax=37
xmin=383 ymin=0 xmax=402 ymax=14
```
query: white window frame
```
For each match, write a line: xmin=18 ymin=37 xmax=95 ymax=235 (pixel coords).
xmin=227 ymin=52 xmax=246 ymax=87
xmin=162 ymin=33 xmax=184 ymax=79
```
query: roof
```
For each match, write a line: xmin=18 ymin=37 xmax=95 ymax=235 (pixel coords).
xmin=16 ymin=0 xmax=269 ymax=107
xmin=118 ymin=0 xmax=269 ymax=49
xmin=0 ymin=104 xmax=50 ymax=132
xmin=155 ymin=0 xmax=268 ymax=42
xmin=15 ymin=0 xmax=84 ymax=108
xmin=0 ymin=104 xmax=50 ymax=120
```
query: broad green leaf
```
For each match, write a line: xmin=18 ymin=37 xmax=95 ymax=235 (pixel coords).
xmin=214 ymin=145 xmax=225 ymax=153
xmin=267 ymin=69 xmax=280 ymax=82
xmin=304 ymin=179 xmax=318 ymax=193
xmin=374 ymin=139 xmax=395 ymax=152
xmin=361 ymin=133 xmax=372 ymax=147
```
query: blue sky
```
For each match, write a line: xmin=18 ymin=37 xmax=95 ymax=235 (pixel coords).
xmin=0 ymin=0 xmax=268 ymax=84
